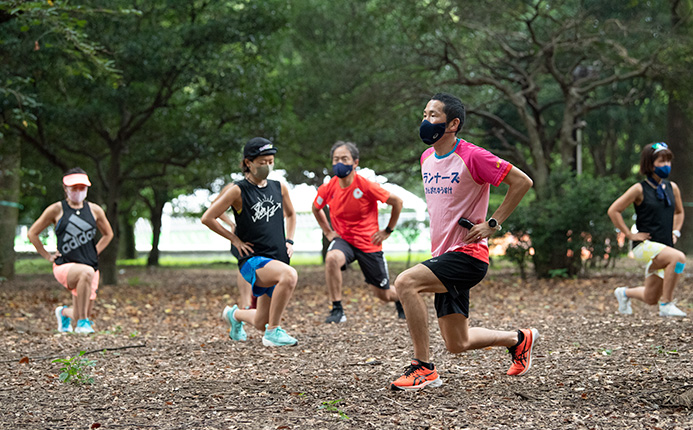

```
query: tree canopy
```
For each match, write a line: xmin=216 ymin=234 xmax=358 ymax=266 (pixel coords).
xmin=3 ymin=0 xmax=693 ymax=280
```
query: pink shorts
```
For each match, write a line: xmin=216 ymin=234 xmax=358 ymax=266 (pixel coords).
xmin=52 ymin=263 xmax=100 ymax=300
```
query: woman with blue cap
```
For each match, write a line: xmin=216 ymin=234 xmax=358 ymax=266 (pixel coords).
xmin=608 ymin=142 xmax=687 ymax=317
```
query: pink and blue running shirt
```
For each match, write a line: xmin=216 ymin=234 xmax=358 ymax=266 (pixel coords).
xmin=420 ymin=139 xmax=512 ymax=263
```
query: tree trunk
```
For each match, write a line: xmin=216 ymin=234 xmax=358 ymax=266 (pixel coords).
xmin=666 ymin=3 xmax=693 ymax=255
xmin=100 ymin=144 xmax=122 ymax=285
xmin=0 ymin=134 xmax=21 ymax=280
xmin=119 ymin=213 xmax=137 ymax=259
xmin=667 ymin=96 xmax=693 ymax=254
xmin=147 ymin=186 xmax=168 ymax=267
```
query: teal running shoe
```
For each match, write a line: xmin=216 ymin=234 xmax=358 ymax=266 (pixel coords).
xmin=262 ymin=325 xmax=297 ymax=347
xmin=222 ymin=305 xmax=247 ymax=341
xmin=75 ymin=318 xmax=95 ymax=334
xmin=54 ymin=306 xmax=73 ymax=332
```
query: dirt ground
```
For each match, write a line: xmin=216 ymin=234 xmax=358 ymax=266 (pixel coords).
xmin=1 ymin=261 xmax=691 ymax=430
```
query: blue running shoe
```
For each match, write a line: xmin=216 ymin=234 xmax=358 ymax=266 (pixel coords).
xmin=262 ymin=325 xmax=297 ymax=347
xmin=75 ymin=319 xmax=95 ymax=334
xmin=54 ymin=306 xmax=73 ymax=332
xmin=222 ymin=305 xmax=247 ymax=341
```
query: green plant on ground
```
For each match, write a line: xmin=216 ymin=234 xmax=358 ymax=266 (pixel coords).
xmin=319 ymin=399 xmax=349 ymax=420
xmin=548 ymin=268 xmax=569 ymax=279
xmin=653 ymin=345 xmax=678 ymax=355
xmin=52 ymin=351 xmax=96 ymax=384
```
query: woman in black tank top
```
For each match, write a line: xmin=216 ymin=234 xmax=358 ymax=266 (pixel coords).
xmin=607 ymin=142 xmax=687 ymax=317
xmin=27 ymin=168 xmax=114 ymax=333
xmin=201 ymin=138 xmax=300 ymax=347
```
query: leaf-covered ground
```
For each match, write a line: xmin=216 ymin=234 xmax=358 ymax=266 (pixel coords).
xmin=1 ymin=260 xmax=691 ymax=429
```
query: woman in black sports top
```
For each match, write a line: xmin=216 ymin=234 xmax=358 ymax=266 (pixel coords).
xmin=608 ymin=142 xmax=686 ymax=318
xmin=27 ymin=168 xmax=113 ymax=333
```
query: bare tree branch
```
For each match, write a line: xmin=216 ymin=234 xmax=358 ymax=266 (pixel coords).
xmin=466 ymin=107 xmax=530 ymax=144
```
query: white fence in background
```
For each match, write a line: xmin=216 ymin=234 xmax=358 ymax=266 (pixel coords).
xmin=15 ymin=212 xmax=431 ymax=255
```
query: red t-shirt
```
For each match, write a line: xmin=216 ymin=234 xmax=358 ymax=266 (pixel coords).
xmin=314 ymin=174 xmax=391 ymax=252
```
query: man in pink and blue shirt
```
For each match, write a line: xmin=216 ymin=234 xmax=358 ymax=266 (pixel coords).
xmin=390 ymin=93 xmax=539 ymax=391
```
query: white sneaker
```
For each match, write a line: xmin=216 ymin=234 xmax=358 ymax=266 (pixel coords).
xmin=659 ymin=301 xmax=687 ymax=317
xmin=614 ymin=287 xmax=632 ymax=315
xmin=54 ymin=306 xmax=73 ymax=332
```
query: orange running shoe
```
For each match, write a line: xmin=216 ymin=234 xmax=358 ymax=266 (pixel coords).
xmin=390 ymin=360 xmax=442 ymax=391
xmin=507 ymin=328 xmax=539 ymax=376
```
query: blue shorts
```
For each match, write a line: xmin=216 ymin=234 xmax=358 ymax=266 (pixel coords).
xmin=239 ymin=256 xmax=276 ymax=298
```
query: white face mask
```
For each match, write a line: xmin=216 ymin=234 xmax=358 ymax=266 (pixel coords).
xmin=67 ymin=189 xmax=87 ymax=204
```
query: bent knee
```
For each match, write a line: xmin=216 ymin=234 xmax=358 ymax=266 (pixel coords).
xmin=281 ymin=267 xmax=298 ymax=288
xmin=444 ymin=339 xmax=470 ymax=354
xmin=642 ymin=292 xmax=660 ymax=305
xmin=76 ymin=270 xmax=95 ymax=283
xmin=643 ymin=297 xmax=659 ymax=306
xmin=372 ymin=287 xmax=391 ymax=302
xmin=324 ymin=251 xmax=343 ymax=268
xmin=673 ymin=250 xmax=686 ymax=264
xmin=394 ymin=272 xmax=415 ymax=293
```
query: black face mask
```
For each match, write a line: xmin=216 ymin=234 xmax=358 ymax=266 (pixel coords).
xmin=419 ymin=120 xmax=447 ymax=145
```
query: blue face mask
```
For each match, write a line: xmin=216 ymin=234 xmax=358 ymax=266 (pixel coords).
xmin=333 ymin=162 xmax=354 ymax=178
xmin=419 ymin=120 xmax=447 ymax=145
xmin=654 ymin=165 xmax=670 ymax=179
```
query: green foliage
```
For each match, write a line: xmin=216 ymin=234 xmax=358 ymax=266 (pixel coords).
xmin=505 ymin=171 xmax=632 ymax=278
xmin=52 ymin=351 xmax=96 ymax=384
xmin=0 ymin=1 xmax=131 ymax=134
xmin=396 ymin=218 xmax=429 ymax=268
xmin=8 ymin=0 xmax=693 ymax=272
xmin=319 ymin=399 xmax=349 ymax=420
xmin=547 ymin=268 xmax=569 ymax=279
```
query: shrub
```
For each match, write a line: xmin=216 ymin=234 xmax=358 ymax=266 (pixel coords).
xmin=504 ymin=171 xmax=631 ymax=278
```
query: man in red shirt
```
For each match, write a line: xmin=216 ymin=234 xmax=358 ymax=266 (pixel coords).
xmin=312 ymin=141 xmax=405 ymax=323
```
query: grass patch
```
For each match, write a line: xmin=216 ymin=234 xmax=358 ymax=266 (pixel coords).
xmin=15 ymin=251 xmax=438 ymax=275
xmin=15 ymin=258 xmax=54 ymax=275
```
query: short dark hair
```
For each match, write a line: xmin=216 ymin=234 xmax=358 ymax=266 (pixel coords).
xmin=330 ymin=141 xmax=359 ymax=161
xmin=639 ymin=142 xmax=673 ymax=176
xmin=431 ymin=92 xmax=465 ymax=134
xmin=63 ymin=167 xmax=87 ymax=177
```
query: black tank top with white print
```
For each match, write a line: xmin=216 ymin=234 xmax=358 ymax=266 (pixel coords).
xmin=54 ymin=200 xmax=99 ymax=270
xmin=231 ymin=179 xmax=288 ymax=268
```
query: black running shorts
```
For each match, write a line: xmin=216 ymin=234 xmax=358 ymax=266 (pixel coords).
xmin=421 ymin=251 xmax=488 ymax=318
xmin=327 ymin=238 xmax=390 ymax=289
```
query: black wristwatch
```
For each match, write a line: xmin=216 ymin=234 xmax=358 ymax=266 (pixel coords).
xmin=487 ymin=218 xmax=502 ymax=231
xmin=385 ymin=226 xmax=394 ymax=234
xmin=285 ymin=239 xmax=294 ymax=245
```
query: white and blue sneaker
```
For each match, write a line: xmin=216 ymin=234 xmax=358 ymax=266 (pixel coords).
xmin=614 ymin=287 xmax=632 ymax=315
xmin=74 ymin=318 xmax=95 ymax=334
xmin=54 ymin=306 xmax=73 ymax=332
xmin=262 ymin=325 xmax=297 ymax=347
xmin=222 ymin=305 xmax=247 ymax=341
xmin=659 ymin=301 xmax=687 ymax=317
